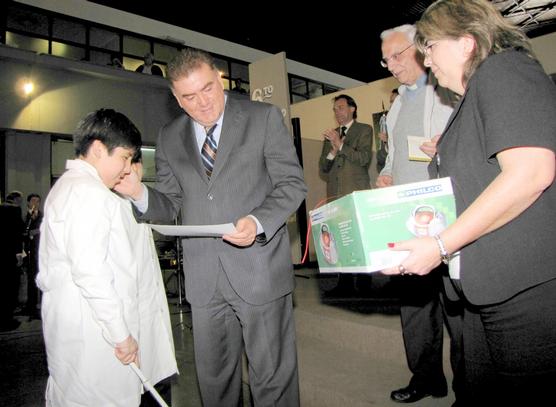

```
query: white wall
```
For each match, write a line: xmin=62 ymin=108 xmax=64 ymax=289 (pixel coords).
xmin=531 ymin=32 xmax=556 ymax=74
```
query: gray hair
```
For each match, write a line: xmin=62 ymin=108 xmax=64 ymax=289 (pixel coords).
xmin=380 ymin=24 xmax=416 ymax=43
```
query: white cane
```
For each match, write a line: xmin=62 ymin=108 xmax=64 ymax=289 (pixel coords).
xmin=130 ymin=362 xmax=170 ymax=407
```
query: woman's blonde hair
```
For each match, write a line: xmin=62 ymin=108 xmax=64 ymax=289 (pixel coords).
xmin=415 ymin=0 xmax=533 ymax=85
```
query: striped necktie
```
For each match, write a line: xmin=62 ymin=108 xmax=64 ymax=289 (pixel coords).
xmin=201 ymin=124 xmax=218 ymax=178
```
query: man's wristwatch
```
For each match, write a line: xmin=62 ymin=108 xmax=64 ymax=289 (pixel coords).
xmin=434 ymin=235 xmax=450 ymax=265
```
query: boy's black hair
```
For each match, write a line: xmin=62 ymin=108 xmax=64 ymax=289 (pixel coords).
xmin=73 ymin=108 xmax=142 ymax=158
xmin=132 ymin=148 xmax=142 ymax=164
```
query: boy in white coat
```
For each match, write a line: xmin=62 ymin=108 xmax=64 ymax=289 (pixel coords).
xmin=37 ymin=109 xmax=176 ymax=407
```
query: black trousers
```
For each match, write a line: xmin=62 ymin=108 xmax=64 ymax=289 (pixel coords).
xmin=139 ymin=376 xmax=173 ymax=407
xmin=462 ymin=277 xmax=556 ymax=406
xmin=397 ymin=267 xmax=464 ymax=396
xmin=25 ymin=250 xmax=40 ymax=313
xmin=0 ymin=257 xmax=20 ymax=325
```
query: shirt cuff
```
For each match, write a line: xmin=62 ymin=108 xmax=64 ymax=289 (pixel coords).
xmin=326 ymin=152 xmax=336 ymax=160
xmin=130 ymin=184 xmax=149 ymax=213
xmin=247 ymin=214 xmax=264 ymax=235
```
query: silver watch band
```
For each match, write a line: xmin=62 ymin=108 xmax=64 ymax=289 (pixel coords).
xmin=434 ymin=234 xmax=450 ymax=265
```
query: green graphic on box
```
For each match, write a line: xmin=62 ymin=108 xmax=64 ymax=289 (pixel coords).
xmin=309 ymin=177 xmax=456 ymax=273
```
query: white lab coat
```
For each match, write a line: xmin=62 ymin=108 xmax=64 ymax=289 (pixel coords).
xmin=37 ymin=159 xmax=176 ymax=407
xmin=123 ymin=199 xmax=178 ymax=388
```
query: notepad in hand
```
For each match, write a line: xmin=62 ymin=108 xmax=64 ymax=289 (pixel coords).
xmin=407 ymin=136 xmax=432 ymax=162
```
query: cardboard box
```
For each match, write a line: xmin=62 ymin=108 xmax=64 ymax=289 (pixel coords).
xmin=309 ymin=177 xmax=456 ymax=273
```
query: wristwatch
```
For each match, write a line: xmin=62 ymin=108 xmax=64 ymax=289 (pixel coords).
xmin=434 ymin=235 xmax=450 ymax=265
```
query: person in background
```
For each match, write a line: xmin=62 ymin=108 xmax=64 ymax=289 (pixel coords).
xmin=0 ymin=191 xmax=24 ymax=331
xmin=109 ymin=54 xmax=125 ymax=69
xmin=377 ymin=24 xmax=463 ymax=405
xmin=135 ymin=52 xmax=163 ymax=76
xmin=386 ymin=0 xmax=556 ymax=404
xmin=231 ymin=77 xmax=247 ymax=95
xmin=6 ymin=190 xmax=23 ymax=214
xmin=319 ymin=94 xmax=373 ymax=297
xmin=23 ymin=193 xmax=42 ymax=319
xmin=376 ymin=88 xmax=399 ymax=173
xmin=116 ymin=48 xmax=306 ymax=407
xmin=37 ymin=108 xmax=146 ymax=406
xmin=390 ymin=88 xmax=399 ymax=103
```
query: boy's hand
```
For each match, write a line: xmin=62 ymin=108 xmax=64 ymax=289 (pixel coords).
xmin=114 ymin=335 xmax=139 ymax=365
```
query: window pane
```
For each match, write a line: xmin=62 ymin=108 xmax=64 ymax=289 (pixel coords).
xmin=141 ymin=147 xmax=156 ymax=182
xmin=213 ymin=57 xmax=229 ymax=77
xmin=292 ymin=94 xmax=308 ymax=104
xmin=123 ymin=35 xmax=150 ymax=57
xmin=231 ymin=62 xmax=249 ymax=82
xmin=6 ymin=31 xmax=48 ymax=54
xmin=156 ymin=64 xmax=166 ymax=77
xmin=52 ymin=18 xmax=86 ymax=44
xmin=90 ymin=50 xmax=112 ymax=66
xmin=52 ymin=42 xmax=86 ymax=61
xmin=154 ymin=43 xmax=180 ymax=63
xmin=323 ymin=85 xmax=340 ymax=95
xmin=308 ymin=82 xmax=323 ymax=98
xmin=51 ymin=139 xmax=74 ymax=177
xmin=123 ymin=56 xmax=144 ymax=72
xmin=290 ymin=77 xmax=307 ymax=96
xmin=7 ymin=5 xmax=49 ymax=36
xmin=90 ymin=27 xmax=120 ymax=51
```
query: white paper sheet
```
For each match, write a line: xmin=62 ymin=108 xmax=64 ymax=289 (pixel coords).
xmin=407 ymin=136 xmax=432 ymax=162
xmin=149 ymin=223 xmax=237 ymax=237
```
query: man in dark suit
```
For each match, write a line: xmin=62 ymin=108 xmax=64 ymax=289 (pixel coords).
xmin=319 ymin=94 xmax=372 ymax=198
xmin=0 ymin=192 xmax=24 ymax=331
xmin=23 ymin=193 xmax=42 ymax=319
xmin=319 ymin=94 xmax=373 ymax=296
xmin=117 ymin=48 xmax=306 ymax=407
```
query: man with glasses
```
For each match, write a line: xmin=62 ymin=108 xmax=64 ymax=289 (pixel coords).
xmin=376 ymin=24 xmax=464 ymax=405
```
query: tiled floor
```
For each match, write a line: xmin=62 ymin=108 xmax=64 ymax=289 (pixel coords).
xmin=0 ymin=296 xmax=248 ymax=407
xmin=0 ymin=269 xmax=455 ymax=407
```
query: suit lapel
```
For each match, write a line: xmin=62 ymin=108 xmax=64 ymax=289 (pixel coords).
xmin=209 ymin=98 xmax=243 ymax=182
xmin=179 ymin=117 xmax=208 ymax=183
xmin=342 ymin=121 xmax=359 ymax=144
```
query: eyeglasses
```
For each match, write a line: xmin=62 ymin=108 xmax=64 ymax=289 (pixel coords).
xmin=423 ymin=41 xmax=439 ymax=56
xmin=380 ymin=43 xmax=414 ymax=68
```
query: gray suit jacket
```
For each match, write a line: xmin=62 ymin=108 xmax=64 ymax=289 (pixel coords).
xmin=319 ymin=121 xmax=373 ymax=198
xmin=140 ymin=97 xmax=307 ymax=306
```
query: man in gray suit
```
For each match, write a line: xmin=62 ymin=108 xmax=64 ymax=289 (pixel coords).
xmin=117 ymin=48 xmax=307 ymax=407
